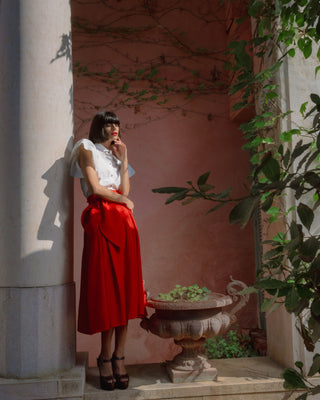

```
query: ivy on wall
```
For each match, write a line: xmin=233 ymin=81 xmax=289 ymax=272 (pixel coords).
xmin=71 ymin=0 xmax=232 ymax=129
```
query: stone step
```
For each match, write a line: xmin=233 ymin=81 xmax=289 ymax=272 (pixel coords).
xmin=84 ymin=357 xmax=299 ymax=400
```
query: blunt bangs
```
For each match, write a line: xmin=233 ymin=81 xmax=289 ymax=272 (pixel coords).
xmin=89 ymin=111 xmax=120 ymax=143
xmin=104 ymin=112 xmax=120 ymax=126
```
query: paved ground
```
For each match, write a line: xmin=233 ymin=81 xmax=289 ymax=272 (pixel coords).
xmin=84 ymin=357 xmax=300 ymax=400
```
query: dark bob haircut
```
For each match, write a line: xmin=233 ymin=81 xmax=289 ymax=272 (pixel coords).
xmin=89 ymin=111 xmax=120 ymax=143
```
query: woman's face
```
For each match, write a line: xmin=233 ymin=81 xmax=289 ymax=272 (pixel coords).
xmin=103 ymin=122 xmax=120 ymax=141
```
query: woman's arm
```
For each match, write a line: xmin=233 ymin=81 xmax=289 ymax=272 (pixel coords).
xmin=111 ymin=139 xmax=130 ymax=196
xmin=78 ymin=145 xmax=134 ymax=210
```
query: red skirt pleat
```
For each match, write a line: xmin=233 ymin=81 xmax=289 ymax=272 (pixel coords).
xmin=78 ymin=195 xmax=146 ymax=335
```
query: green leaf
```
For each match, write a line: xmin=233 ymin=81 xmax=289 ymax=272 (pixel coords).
xmin=297 ymin=203 xmax=314 ymax=230
xmin=280 ymin=129 xmax=300 ymax=143
xmin=120 ymin=82 xmax=129 ymax=92
xmin=288 ymin=48 xmax=295 ymax=57
xmin=292 ymin=142 xmax=310 ymax=160
xmin=283 ymin=368 xmax=307 ymax=389
xmin=165 ymin=189 xmax=190 ymax=204
xmin=302 ymin=320 xmax=316 ymax=351
xmin=299 ymin=236 xmax=320 ymax=263
xmin=309 ymin=317 xmax=320 ymax=344
xmin=256 ymin=278 xmax=287 ymax=290
xmin=136 ymin=69 xmax=144 ymax=77
xmin=285 ymin=287 xmax=301 ymax=312
xmin=261 ymin=295 xmax=278 ymax=312
xmin=305 ymin=105 xmax=318 ymax=119
xmin=290 ymin=221 xmax=303 ymax=241
xmin=300 ymin=101 xmax=308 ymax=116
xmin=265 ymin=91 xmax=278 ymax=100
xmin=229 ymin=196 xmax=260 ymax=227
xmin=308 ymin=354 xmax=320 ymax=376
xmin=198 ymin=183 xmax=214 ymax=192
xmin=261 ymin=157 xmax=280 ymax=181
xmin=283 ymin=148 xmax=291 ymax=168
xmin=290 ymin=176 xmax=303 ymax=192
xmin=214 ymin=188 xmax=232 ymax=200
xmin=248 ymin=1 xmax=264 ymax=17
xmin=312 ymin=299 xmax=320 ymax=317
xmin=297 ymin=285 xmax=313 ymax=299
xmin=311 ymin=93 xmax=320 ymax=105
xmin=197 ymin=172 xmax=210 ymax=186
xmin=262 ymin=246 xmax=281 ymax=260
xmin=286 ymin=227 xmax=303 ymax=255
xmin=304 ymin=171 xmax=320 ymax=189
xmin=278 ymin=144 xmax=284 ymax=156
xmin=298 ymin=37 xmax=312 ymax=59
xmin=152 ymin=187 xmax=189 ymax=194
xmin=303 ymin=44 xmax=312 ymax=59
xmin=280 ymin=131 xmax=293 ymax=142
xmin=261 ymin=194 xmax=274 ymax=211
xmin=309 ymin=255 xmax=320 ymax=286
xmin=181 ymin=197 xmax=198 ymax=206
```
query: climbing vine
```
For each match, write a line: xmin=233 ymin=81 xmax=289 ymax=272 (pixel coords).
xmin=71 ymin=0 xmax=231 ymax=130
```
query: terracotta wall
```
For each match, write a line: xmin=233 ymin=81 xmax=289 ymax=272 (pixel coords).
xmin=71 ymin=0 xmax=257 ymax=366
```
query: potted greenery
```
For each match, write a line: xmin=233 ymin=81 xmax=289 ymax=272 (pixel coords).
xmin=141 ymin=279 xmax=249 ymax=382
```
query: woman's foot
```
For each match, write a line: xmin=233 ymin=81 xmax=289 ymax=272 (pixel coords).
xmin=97 ymin=356 xmax=116 ymax=391
xmin=112 ymin=353 xmax=129 ymax=390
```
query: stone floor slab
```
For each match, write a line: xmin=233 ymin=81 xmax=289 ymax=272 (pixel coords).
xmin=2 ymin=356 xmax=319 ymax=400
xmin=84 ymin=357 xmax=307 ymax=400
xmin=166 ymin=365 xmax=217 ymax=383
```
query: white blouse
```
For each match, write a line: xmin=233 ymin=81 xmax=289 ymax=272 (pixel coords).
xmin=70 ymin=138 xmax=135 ymax=197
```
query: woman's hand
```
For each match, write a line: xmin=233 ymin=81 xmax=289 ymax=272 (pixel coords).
xmin=123 ymin=197 xmax=134 ymax=211
xmin=111 ymin=138 xmax=127 ymax=162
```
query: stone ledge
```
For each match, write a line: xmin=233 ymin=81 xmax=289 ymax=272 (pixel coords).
xmin=2 ymin=355 xmax=320 ymax=400
xmin=84 ymin=357 xmax=319 ymax=400
xmin=0 ymin=352 xmax=87 ymax=400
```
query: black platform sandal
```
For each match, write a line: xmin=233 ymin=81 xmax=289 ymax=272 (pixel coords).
xmin=97 ymin=356 xmax=115 ymax=391
xmin=112 ymin=354 xmax=129 ymax=390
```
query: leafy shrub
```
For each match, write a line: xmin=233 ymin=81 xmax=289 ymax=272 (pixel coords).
xmin=204 ymin=329 xmax=258 ymax=359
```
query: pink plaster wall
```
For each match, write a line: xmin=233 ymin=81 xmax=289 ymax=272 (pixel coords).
xmin=71 ymin=0 xmax=257 ymax=367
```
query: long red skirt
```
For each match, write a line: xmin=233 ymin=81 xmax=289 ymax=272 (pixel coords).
xmin=78 ymin=195 xmax=146 ymax=334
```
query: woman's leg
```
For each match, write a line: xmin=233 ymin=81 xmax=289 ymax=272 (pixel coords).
xmin=113 ymin=324 xmax=128 ymax=376
xmin=98 ymin=328 xmax=114 ymax=377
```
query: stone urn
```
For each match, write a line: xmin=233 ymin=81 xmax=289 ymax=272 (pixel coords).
xmin=140 ymin=278 xmax=249 ymax=383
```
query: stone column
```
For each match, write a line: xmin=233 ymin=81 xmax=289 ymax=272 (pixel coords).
xmin=0 ymin=0 xmax=75 ymax=378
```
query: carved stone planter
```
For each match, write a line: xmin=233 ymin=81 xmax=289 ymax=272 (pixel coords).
xmin=141 ymin=279 xmax=249 ymax=383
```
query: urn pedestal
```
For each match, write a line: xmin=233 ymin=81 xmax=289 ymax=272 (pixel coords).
xmin=141 ymin=279 xmax=249 ymax=383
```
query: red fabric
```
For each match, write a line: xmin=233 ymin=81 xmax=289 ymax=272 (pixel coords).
xmin=78 ymin=194 xmax=146 ymax=334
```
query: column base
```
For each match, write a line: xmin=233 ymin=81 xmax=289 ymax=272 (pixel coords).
xmin=0 ymin=352 xmax=86 ymax=400
xmin=0 ymin=283 xmax=76 ymax=378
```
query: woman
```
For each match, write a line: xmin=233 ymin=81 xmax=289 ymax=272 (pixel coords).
xmin=70 ymin=111 xmax=146 ymax=391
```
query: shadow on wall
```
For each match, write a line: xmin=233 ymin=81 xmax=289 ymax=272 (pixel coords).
xmin=50 ymin=32 xmax=72 ymax=71
xmin=50 ymin=32 xmax=73 ymax=110
xmin=21 ymin=137 xmax=74 ymax=284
